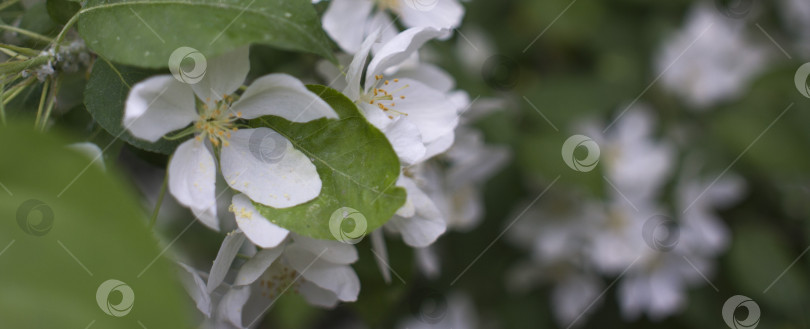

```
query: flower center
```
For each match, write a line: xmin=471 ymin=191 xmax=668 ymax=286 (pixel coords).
xmin=258 ymin=261 xmax=300 ymax=299
xmin=375 ymin=0 xmax=400 ymax=11
xmin=359 ymin=75 xmax=410 ymax=120
xmin=194 ymin=95 xmax=242 ymax=147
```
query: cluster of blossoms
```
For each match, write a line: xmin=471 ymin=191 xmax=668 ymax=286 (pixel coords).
xmin=507 ymin=107 xmax=745 ymax=326
xmin=122 ymin=0 xmax=507 ymax=327
xmin=503 ymin=2 xmax=778 ymax=325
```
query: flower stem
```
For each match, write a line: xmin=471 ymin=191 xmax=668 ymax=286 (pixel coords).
xmin=150 ymin=171 xmax=169 ymax=229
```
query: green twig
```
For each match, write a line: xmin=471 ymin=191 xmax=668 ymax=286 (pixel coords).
xmin=2 ymin=76 xmax=33 ymax=104
xmin=0 ymin=79 xmax=5 ymax=126
xmin=34 ymin=78 xmax=49 ymax=129
xmin=52 ymin=13 xmax=80 ymax=54
xmin=0 ymin=24 xmax=52 ymax=43
xmin=0 ymin=0 xmax=19 ymax=11
xmin=40 ymin=75 xmax=61 ymax=131
xmin=0 ymin=55 xmax=50 ymax=76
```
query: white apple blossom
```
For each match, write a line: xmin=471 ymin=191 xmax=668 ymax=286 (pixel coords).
xmin=398 ymin=292 xmax=480 ymax=329
xmin=656 ymin=3 xmax=769 ymax=109
xmin=584 ymin=109 xmax=674 ymax=274
xmin=228 ymin=194 xmax=361 ymax=308
xmin=124 ymin=47 xmax=337 ymax=231
xmin=341 ymin=27 xmax=461 ymax=165
xmin=321 ymin=0 xmax=464 ymax=54
xmin=178 ymin=195 xmax=362 ymax=328
xmin=617 ymin=172 xmax=743 ymax=320
xmin=779 ymin=0 xmax=810 ymax=57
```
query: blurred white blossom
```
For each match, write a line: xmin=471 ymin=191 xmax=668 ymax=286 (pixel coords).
xmin=656 ymin=4 xmax=769 ymax=109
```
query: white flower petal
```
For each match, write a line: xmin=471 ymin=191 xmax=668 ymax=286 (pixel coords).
xmin=385 ymin=78 xmax=459 ymax=142
xmin=284 ymin=246 xmax=361 ymax=301
xmin=346 ymin=29 xmax=382 ymax=100
xmin=394 ymin=175 xmax=416 ymax=217
xmin=231 ymin=73 xmax=337 ymax=122
xmin=367 ymin=10 xmax=400 ymax=54
xmin=124 ymin=75 xmax=197 ymax=142
xmin=67 ymin=142 xmax=106 ymax=171
xmin=191 ymin=47 xmax=249 ymax=104
xmin=322 ymin=0 xmax=374 ymax=53
xmin=399 ymin=0 xmax=464 ymax=31
xmin=217 ymin=285 xmax=251 ymax=328
xmin=366 ymin=27 xmax=445 ymax=85
xmin=207 ymin=230 xmax=246 ymax=293
xmin=231 ymin=194 xmax=290 ymax=248
xmin=169 ymin=139 xmax=219 ymax=230
xmin=394 ymin=63 xmax=455 ymax=92
xmin=234 ymin=246 xmax=285 ymax=286
xmin=291 ymin=234 xmax=359 ymax=265
xmin=382 ymin=117 xmax=426 ymax=165
xmin=422 ymin=131 xmax=454 ymax=161
xmin=387 ymin=176 xmax=446 ymax=247
xmin=177 ymin=263 xmax=212 ymax=317
xmin=298 ymin=280 xmax=340 ymax=308
xmin=220 ymin=128 xmax=322 ymax=208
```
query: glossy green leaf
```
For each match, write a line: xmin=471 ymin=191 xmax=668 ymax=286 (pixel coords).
xmin=251 ymin=85 xmax=406 ymax=240
xmin=84 ymin=59 xmax=183 ymax=154
xmin=0 ymin=123 xmax=193 ymax=328
xmin=76 ymin=0 xmax=335 ymax=68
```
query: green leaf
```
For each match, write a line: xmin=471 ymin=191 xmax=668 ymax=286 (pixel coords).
xmin=84 ymin=58 xmax=183 ymax=154
xmin=46 ymin=0 xmax=80 ymax=25
xmin=250 ymin=85 xmax=406 ymax=240
xmin=0 ymin=123 xmax=193 ymax=328
xmin=77 ymin=0 xmax=335 ymax=68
